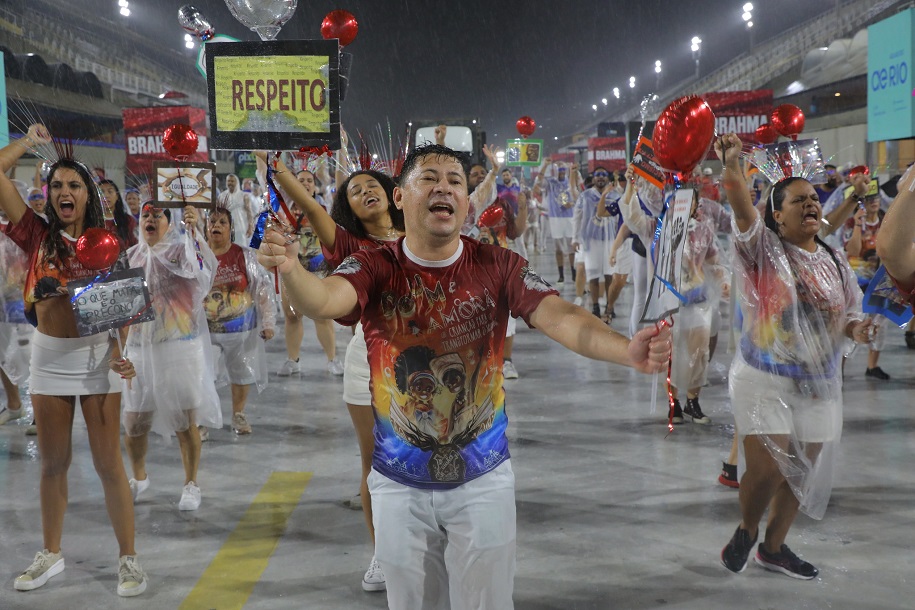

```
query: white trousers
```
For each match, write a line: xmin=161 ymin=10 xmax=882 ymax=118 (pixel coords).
xmin=369 ymin=460 xmax=517 ymax=610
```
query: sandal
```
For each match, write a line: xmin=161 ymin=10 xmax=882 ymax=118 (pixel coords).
xmin=601 ymin=306 xmax=612 ymax=324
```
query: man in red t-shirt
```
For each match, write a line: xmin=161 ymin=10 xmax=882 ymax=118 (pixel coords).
xmin=258 ymin=144 xmax=671 ymax=609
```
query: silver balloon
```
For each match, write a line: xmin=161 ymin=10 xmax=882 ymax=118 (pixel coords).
xmin=178 ymin=5 xmax=215 ymax=41
xmin=223 ymin=0 xmax=297 ymax=41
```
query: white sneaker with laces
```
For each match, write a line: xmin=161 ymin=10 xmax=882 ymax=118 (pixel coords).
xmin=129 ymin=477 xmax=150 ymax=503
xmin=362 ymin=556 xmax=386 ymax=592
xmin=327 ymin=358 xmax=344 ymax=376
xmin=197 ymin=425 xmax=209 ymax=442
xmin=0 ymin=407 xmax=23 ymax=425
xmin=502 ymin=361 xmax=519 ymax=380
xmin=178 ymin=481 xmax=201 ymax=511
xmin=14 ymin=549 xmax=64 ymax=591
xmin=117 ymin=555 xmax=147 ymax=597
xmin=277 ymin=359 xmax=300 ymax=376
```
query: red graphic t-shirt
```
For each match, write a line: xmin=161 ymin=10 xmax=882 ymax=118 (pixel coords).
xmin=2 ymin=208 xmax=123 ymax=323
xmin=322 ymin=224 xmax=394 ymax=269
xmin=333 ymin=236 xmax=557 ymax=489
xmin=204 ymin=244 xmax=255 ymax=333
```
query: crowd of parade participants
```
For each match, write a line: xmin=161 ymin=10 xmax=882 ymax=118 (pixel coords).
xmin=0 ymin=120 xmax=912 ymax=607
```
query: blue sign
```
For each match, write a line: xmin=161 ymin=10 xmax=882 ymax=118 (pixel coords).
xmin=868 ymin=9 xmax=915 ymax=142
xmin=0 ymin=54 xmax=8 ymax=148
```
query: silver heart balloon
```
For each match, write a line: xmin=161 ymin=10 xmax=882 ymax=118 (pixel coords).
xmin=223 ymin=0 xmax=297 ymax=41
xmin=178 ymin=5 xmax=215 ymax=41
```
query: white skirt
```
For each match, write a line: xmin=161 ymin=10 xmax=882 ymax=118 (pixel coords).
xmin=342 ymin=323 xmax=372 ymax=406
xmin=29 ymin=330 xmax=120 ymax=396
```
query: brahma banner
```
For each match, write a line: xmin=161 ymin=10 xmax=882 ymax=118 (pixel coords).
xmin=123 ymin=106 xmax=209 ymax=177
xmin=703 ymin=90 xmax=773 ymax=143
xmin=587 ymin=137 xmax=627 ymax=173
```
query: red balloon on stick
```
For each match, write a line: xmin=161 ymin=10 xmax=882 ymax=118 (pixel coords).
xmin=75 ymin=228 xmax=121 ymax=270
xmin=652 ymin=95 xmax=716 ymax=176
xmin=516 ymin=116 xmax=536 ymax=138
xmin=478 ymin=203 xmax=504 ymax=228
xmin=770 ymin=104 xmax=805 ymax=141
xmin=755 ymin=123 xmax=779 ymax=145
xmin=321 ymin=10 xmax=359 ymax=47
xmin=162 ymin=124 xmax=199 ymax=160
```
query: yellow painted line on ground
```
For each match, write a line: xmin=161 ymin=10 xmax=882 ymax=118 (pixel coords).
xmin=180 ymin=471 xmax=312 ymax=610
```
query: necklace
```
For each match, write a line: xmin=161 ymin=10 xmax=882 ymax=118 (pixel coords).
xmin=368 ymin=225 xmax=397 ymax=240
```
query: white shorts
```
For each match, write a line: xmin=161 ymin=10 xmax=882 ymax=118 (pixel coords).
xmin=549 ymin=217 xmax=574 ymax=253
xmin=729 ymin=357 xmax=840 ymax=443
xmin=210 ymin=330 xmax=257 ymax=385
xmin=583 ymin=242 xmax=611 ymax=280
xmin=369 ymin=461 xmax=516 ymax=610
xmin=610 ymin=245 xmax=633 ymax=276
xmin=29 ymin=330 xmax=119 ymax=396
xmin=342 ymin=323 xmax=371 ymax=405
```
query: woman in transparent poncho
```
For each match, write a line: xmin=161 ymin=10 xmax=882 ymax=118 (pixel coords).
xmin=115 ymin=204 xmax=221 ymax=512
xmin=715 ymin=134 xmax=873 ymax=580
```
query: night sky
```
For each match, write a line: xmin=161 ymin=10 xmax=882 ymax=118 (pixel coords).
xmin=39 ymin=0 xmax=841 ymax=150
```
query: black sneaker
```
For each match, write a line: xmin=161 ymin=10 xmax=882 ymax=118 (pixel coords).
xmin=669 ymin=398 xmax=683 ymax=424
xmin=684 ymin=397 xmax=711 ymax=424
xmin=718 ymin=462 xmax=739 ymax=489
xmin=571 ymin=267 xmax=577 ymax=282
xmin=592 ymin=304 xmax=601 ymax=318
xmin=721 ymin=526 xmax=758 ymax=573
xmin=865 ymin=367 xmax=890 ymax=380
xmin=754 ymin=543 xmax=818 ymax=580
xmin=906 ymin=332 xmax=915 ymax=350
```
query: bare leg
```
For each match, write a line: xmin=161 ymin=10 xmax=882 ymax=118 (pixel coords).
xmin=176 ymin=416 xmax=201 ymax=485
xmin=727 ymin=429 xmax=739 ymax=465
xmin=346 ymin=403 xmax=377 ymax=542
xmin=284 ymin=313 xmax=305 ymax=361
xmin=33 ymin=395 xmax=76 ymax=553
xmin=588 ymin=278 xmax=600 ymax=310
xmin=1 ymin=369 xmax=22 ymax=410
xmin=504 ymin=335 xmax=514 ymax=361
xmin=761 ymin=480 xmax=801 ymax=553
xmin=82 ymin=393 xmax=136 ymax=557
xmin=123 ymin=432 xmax=149 ymax=481
xmin=314 ymin=318 xmax=337 ymax=362
xmin=738 ymin=435 xmax=791 ymax=540
xmin=606 ymin=274 xmax=627 ymax=314
xmin=554 ymin=249 xmax=564 ymax=279
xmin=867 ymin=349 xmax=880 ymax=369
xmin=231 ymin=384 xmax=250 ymax=416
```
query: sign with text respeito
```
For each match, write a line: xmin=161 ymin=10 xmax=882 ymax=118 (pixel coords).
xmin=868 ymin=8 xmax=915 ymax=142
xmin=205 ymin=39 xmax=341 ymax=151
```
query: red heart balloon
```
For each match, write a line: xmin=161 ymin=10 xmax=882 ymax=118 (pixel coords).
xmin=478 ymin=203 xmax=504 ymax=228
xmin=755 ymin=123 xmax=778 ymax=145
xmin=75 ymin=228 xmax=121 ymax=270
xmin=321 ymin=10 xmax=359 ymax=47
xmin=848 ymin=165 xmax=870 ymax=177
xmin=162 ymin=123 xmax=199 ymax=160
xmin=652 ymin=95 xmax=716 ymax=175
xmin=516 ymin=116 xmax=536 ymax=138
xmin=770 ymin=104 xmax=805 ymax=141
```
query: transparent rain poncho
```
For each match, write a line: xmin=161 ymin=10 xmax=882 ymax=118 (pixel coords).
xmin=730 ymin=213 xmax=863 ymax=519
xmin=670 ymin=207 xmax=727 ymax=392
xmin=122 ymin=224 xmax=222 ymax=438
xmin=0 ymin=226 xmax=33 ymax=385
xmin=204 ymin=244 xmax=276 ymax=394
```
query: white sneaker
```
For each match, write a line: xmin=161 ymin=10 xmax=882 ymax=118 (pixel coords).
xmin=14 ymin=549 xmax=64 ymax=591
xmin=327 ymin=358 xmax=344 ymax=376
xmin=573 ymin=296 xmax=583 ymax=307
xmin=178 ymin=482 xmax=201 ymax=511
xmin=232 ymin=412 xmax=252 ymax=435
xmin=129 ymin=477 xmax=150 ymax=503
xmin=117 ymin=555 xmax=147 ymax=597
xmin=502 ymin=361 xmax=519 ymax=380
xmin=198 ymin=425 xmax=209 ymax=442
xmin=277 ymin=359 xmax=300 ymax=376
xmin=343 ymin=491 xmax=363 ymax=511
xmin=362 ymin=556 xmax=386 ymax=592
xmin=0 ymin=407 xmax=22 ymax=425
